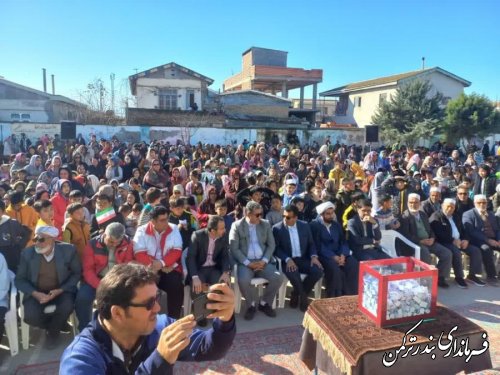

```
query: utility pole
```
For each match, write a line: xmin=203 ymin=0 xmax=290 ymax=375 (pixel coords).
xmin=110 ymin=73 xmax=115 ymax=113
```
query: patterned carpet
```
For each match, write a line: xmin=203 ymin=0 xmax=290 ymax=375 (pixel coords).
xmin=13 ymin=302 xmax=499 ymax=375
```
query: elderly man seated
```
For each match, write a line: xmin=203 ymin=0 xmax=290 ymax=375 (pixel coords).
xmin=462 ymin=194 xmax=500 ymax=286
xmin=15 ymin=226 xmax=81 ymax=349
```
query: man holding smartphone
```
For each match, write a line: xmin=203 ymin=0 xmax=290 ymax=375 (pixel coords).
xmin=187 ymin=215 xmax=231 ymax=325
xmin=60 ymin=263 xmax=236 ymax=374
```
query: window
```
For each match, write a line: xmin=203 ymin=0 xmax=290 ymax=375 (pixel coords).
xmin=353 ymin=96 xmax=362 ymax=108
xmin=379 ymin=93 xmax=387 ymax=105
xmin=10 ymin=113 xmax=20 ymax=121
xmin=158 ymin=89 xmax=178 ymax=110
xmin=21 ymin=113 xmax=31 ymax=122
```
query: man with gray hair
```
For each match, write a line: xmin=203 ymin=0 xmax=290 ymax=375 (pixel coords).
xmin=430 ymin=198 xmax=484 ymax=288
xmin=75 ymin=222 xmax=135 ymax=331
xmin=462 ymin=194 xmax=499 ymax=286
xmin=399 ymin=193 xmax=453 ymax=288
xmin=229 ymin=201 xmax=284 ymax=320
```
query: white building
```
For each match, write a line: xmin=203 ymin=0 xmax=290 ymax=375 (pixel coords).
xmin=320 ymin=67 xmax=471 ymax=127
xmin=129 ymin=62 xmax=214 ymax=111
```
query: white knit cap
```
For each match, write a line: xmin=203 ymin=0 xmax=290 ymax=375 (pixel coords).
xmin=443 ymin=198 xmax=456 ymax=205
xmin=35 ymin=226 xmax=59 ymax=238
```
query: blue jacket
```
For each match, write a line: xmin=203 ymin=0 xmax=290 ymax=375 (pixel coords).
xmin=309 ymin=218 xmax=350 ymax=258
xmin=60 ymin=312 xmax=236 ymax=374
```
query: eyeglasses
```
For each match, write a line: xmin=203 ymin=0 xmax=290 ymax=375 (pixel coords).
xmin=34 ymin=237 xmax=46 ymax=243
xmin=127 ymin=290 xmax=161 ymax=310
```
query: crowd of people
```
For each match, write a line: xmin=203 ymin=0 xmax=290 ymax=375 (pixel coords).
xmin=1 ymin=131 xmax=500 ymax=366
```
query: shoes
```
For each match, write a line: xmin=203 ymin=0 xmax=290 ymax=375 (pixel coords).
xmin=258 ymin=303 xmax=277 ymax=318
xmin=45 ymin=332 xmax=60 ymax=350
xmin=466 ymin=275 xmax=486 ymax=287
xmin=438 ymin=277 xmax=449 ymax=288
xmin=289 ymin=293 xmax=299 ymax=309
xmin=486 ymin=277 xmax=499 ymax=287
xmin=455 ymin=278 xmax=468 ymax=289
xmin=60 ymin=321 xmax=73 ymax=333
xmin=244 ymin=305 xmax=256 ymax=320
xmin=299 ymin=296 xmax=310 ymax=312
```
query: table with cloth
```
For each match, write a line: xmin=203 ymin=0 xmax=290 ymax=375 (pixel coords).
xmin=299 ymin=296 xmax=492 ymax=375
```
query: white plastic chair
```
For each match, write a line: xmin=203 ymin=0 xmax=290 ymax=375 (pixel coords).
xmin=276 ymin=258 xmax=322 ymax=309
xmin=233 ymin=264 xmax=276 ymax=314
xmin=380 ymin=229 xmax=421 ymax=259
xmin=4 ymin=273 xmax=19 ymax=356
xmin=19 ymin=292 xmax=78 ymax=350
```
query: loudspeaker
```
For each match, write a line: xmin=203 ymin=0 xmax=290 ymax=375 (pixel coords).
xmin=61 ymin=121 xmax=76 ymax=140
xmin=365 ymin=125 xmax=379 ymax=143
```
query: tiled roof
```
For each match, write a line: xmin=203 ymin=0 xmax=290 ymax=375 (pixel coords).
xmin=320 ymin=67 xmax=471 ymax=96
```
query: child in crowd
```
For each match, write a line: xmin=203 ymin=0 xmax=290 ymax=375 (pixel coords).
xmin=65 ymin=190 xmax=92 ymax=224
xmin=62 ymin=202 xmax=90 ymax=261
xmin=34 ymin=199 xmax=54 ymax=229
xmin=265 ymin=194 xmax=283 ymax=226
xmin=119 ymin=203 xmax=136 ymax=237
xmin=374 ymin=194 xmax=400 ymax=230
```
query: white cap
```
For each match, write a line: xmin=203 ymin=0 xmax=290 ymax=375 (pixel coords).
xmin=35 ymin=226 xmax=59 ymax=238
xmin=316 ymin=201 xmax=335 ymax=215
xmin=443 ymin=198 xmax=456 ymax=205
xmin=430 ymin=187 xmax=441 ymax=193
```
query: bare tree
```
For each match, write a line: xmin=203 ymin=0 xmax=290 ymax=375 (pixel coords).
xmin=78 ymin=78 xmax=125 ymax=124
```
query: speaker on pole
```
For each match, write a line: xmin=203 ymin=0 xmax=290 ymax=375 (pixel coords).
xmin=365 ymin=125 xmax=379 ymax=143
xmin=61 ymin=121 xmax=77 ymax=140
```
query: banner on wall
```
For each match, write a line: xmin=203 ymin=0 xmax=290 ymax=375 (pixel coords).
xmin=11 ymin=123 xmax=60 ymax=141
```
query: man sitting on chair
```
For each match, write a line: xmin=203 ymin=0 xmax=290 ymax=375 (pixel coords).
xmin=229 ymin=201 xmax=284 ymax=320
xmin=347 ymin=199 xmax=391 ymax=261
xmin=15 ymin=225 xmax=81 ymax=349
xmin=187 ymin=215 xmax=232 ymax=325
xmin=272 ymin=205 xmax=323 ymax=311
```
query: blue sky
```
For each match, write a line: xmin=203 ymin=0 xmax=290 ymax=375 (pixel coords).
xmin=1 ymin=0 xmax=499 ymax=107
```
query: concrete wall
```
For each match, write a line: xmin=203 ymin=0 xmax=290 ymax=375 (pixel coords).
xmin=135 ymin=77 xmax=203 ymax=110
xmin=247 ymin=47 xmax=287 ymax=67
xmin=220 ymin=92 xmax=291 ymax=118
xmin=0 ymin=122 xmax=366 ymax=148
xmin=0 ymin=99 xmax=49 ymax=122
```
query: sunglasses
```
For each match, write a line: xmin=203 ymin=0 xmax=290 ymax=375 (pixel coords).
xmin=283 ymin=215 xmax=294 ymax=220
xmin=127 ymin=290 xmax=161 ymax=310
xmin=34 ymin=237 xmax=47 ymax=243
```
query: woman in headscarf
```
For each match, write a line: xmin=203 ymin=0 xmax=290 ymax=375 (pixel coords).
xmin=50 ymin=166 xmax=85 ymax=195
xmin=105 ymin=155 xmax=123 ymax=182
xmin=362 ymin=151 xmax=379 ymax=176
xmin=369 ymin=169 xmax=389 ymax=214
xmin=23 ymin=155 xmax=44 ymax=181
xmin=121 ymin=153 xmax=137 ymax=182
xmin=10 ymin=153 xmax=27 ymax=176
xmin=170 ymin=167 xmax=184 ymax=189
xmin=143 ymin=158 xmax=169 ymax=189
xmin=50 ymin=178 xmax=71 ymax=234
xmin=406 ymin=151 xmax=421 ymax=173
xmin=87 ymin=175 xmax=100 ymax=197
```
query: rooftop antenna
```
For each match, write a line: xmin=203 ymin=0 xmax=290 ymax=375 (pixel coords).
xmin=134 ymin=68 xmax=138 ymax=74
xmin=421 ymin=57 xmax=425 ymax=70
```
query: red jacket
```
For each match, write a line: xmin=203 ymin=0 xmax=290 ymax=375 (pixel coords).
xmin=133 ymin=222 xmax=183 ymax=275
xmin=50 ymin=192 xmax=69 ymax=234
xmin=83 ymin=235 xmax=134 ymax=289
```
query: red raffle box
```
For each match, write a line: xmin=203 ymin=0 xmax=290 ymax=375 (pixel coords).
xmin=358 ymin=257 xmax=438 ymax=328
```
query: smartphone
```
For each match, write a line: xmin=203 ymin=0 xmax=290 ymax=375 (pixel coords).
xmin=192 ymin=290 xmax=222 ymax=323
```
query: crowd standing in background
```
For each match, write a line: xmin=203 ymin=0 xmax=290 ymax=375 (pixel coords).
xmin=0 ymin=131 xmax=500 ymax=356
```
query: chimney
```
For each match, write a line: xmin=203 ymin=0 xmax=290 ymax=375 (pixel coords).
xmin=421 ymin=57 xmax=425 ymax=70
xmin=51 ymin=74 xmax=55 ymax=95
xmin=42 ymin=68 xmax=47 ymax=92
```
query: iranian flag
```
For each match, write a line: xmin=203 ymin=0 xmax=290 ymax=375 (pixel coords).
xmin=96 ymin=207 xmax=116 ymax=225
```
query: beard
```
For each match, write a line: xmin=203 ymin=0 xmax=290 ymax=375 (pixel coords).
xmin=35 ymin=245 xmax=52 ymax=255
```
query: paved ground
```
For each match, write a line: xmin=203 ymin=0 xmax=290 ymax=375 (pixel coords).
xmin=1 ymin=280 xmax=499 ymax=374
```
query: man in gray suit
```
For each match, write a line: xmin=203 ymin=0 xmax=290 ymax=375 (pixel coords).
xmin=229 ymin=201 xmax=284 ymax=320
xmin=15 ymin=225 xmax=81 ymax=349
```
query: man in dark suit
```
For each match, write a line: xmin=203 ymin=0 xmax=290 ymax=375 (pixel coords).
xmin=399 ymin=193 xmax=452 ymax=288
xmin=229 ymin=201 xmax=284 ymax=320
xmin=15 ymin=225 xmax=81 ymax=349
xmin=310 ymin=202 xmax=359 ymax=297
xmin=462 ymin=194 xmax=499 ymax=286
xmin=187 ymin=215 xmax=231 ymax=293
xmin=347 ymin=199 xmax=391 ymax=261
xmin=273 ymin=205 xmax=323 ymax=311
xmin=429 ymin=199 xmax=484 ymax=288
xmin=421 ymin=187 xmax=442 ymax=219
